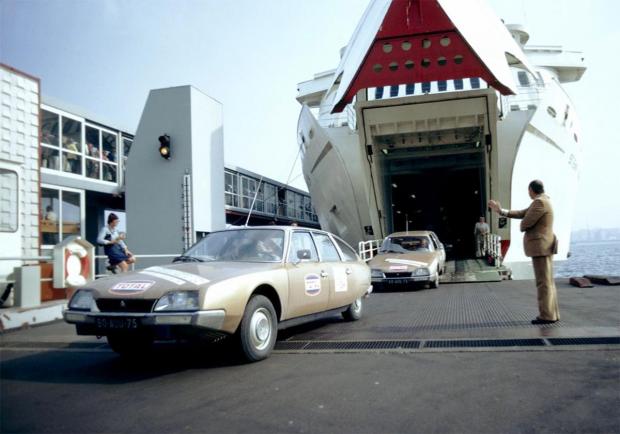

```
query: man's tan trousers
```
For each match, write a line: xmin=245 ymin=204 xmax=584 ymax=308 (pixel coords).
xmin=532 ymin=255 xmax=560 ymax=321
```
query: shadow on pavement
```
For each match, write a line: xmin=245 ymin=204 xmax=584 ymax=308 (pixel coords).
xmin=0 ymin=340 xmax=252 ymax=385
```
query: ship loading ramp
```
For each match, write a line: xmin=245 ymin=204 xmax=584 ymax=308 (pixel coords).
xmin=357 ymin=88 xmax=511 ymax=283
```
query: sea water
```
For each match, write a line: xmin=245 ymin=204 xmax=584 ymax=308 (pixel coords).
xmin=555 ymin=240 xmax=620 ymax=277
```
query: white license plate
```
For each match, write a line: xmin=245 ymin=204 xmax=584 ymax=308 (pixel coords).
xmin=95 ymin=317 xmax=139 ymax=330
xmin=386 ymin=279 xmax=408 ymax=285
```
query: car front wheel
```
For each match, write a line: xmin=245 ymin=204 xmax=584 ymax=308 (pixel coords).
xmin=238 ymin=295 xmax=277 ymax=362
xmin=430 ymin=273 xmax=440 ymax=289
xmin=342 ymin=296 xmax=363 ymax=321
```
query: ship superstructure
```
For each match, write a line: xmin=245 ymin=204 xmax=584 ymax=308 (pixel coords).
xmin=296 ymin=0 xmax=586 ymax=277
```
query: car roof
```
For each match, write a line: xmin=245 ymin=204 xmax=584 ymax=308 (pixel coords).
xmin=220 ymin=225 xmax=333 ymax=235
xmin=387 ymin=231 xmax=434 ymax=237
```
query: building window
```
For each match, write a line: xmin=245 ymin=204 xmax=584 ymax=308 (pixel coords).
xmin=304 ymin=196 xmax=313 ymax=221
xmin=62 ymin=117 xmax=82 ymax=175
xmin=263 ymin=183 xmax=277 ymax=214
xmin=0 ymin=169 xmax=18 ymax=232
xmin=41 ymin=106 xmax=122 ymax=184
xmin=286 ymin=191 xmax=296 ymax=218
xmin=517 ymin=70 xmax=530 ymax=86
xmin=41 ymin=109 xmax=60 ymax=170
xmin=241 ymin=176 xmax=257 ymax=209
xmin=225 ymin=170 xmax=239 ymax=207
xmin=40 ymin=186 xmax=84 ymax=246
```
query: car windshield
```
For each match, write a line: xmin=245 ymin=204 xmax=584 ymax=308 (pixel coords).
xmin=380 ymin=236 xmax=432 ymax=253
xmin=184 ymin=229 xmax=285 ymax=262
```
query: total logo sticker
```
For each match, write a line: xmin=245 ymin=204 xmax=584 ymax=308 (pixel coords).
xmin=304 ymin=274 xmax=321 ymax=296
xmin=389 ymin=265 xmax=408 ymax=271
xmin=110 ymin=280 xmax=155 ymax=294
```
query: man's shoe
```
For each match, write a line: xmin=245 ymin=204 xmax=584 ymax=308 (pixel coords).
xmin=106 ymin=265 xmax=117 ymax=274
xmin=531 ymin=318 xmax=558 ymax=325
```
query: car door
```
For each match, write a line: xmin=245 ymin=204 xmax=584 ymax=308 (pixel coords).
xmin=331 ymin=235 xmax=369 ymax=304
xmin=285 ymin=230 xmax=329 ymax=318
xmin=430 ymin=233 xmax=446 ymax=269
xmin=311 ymin=232 xmax=350 ymax=309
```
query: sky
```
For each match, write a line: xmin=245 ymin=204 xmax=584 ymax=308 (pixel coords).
xmin=1 ymin=0 xmax=619 ymax=230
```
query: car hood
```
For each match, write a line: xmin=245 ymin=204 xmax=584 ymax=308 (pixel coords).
xmin=84 ymin=262 xmax=281 ymax=299
xmin=368 ymin=252 xmax=437 ymax=272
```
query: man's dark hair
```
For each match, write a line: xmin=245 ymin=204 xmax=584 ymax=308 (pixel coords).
xmin=529 ymin=179 xmax=545 ymax=195
xmin=107 ymin=213 xmax=119 ymax=224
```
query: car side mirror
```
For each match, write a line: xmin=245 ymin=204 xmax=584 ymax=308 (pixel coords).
xmin=297 ymin=249 xmax=311 ymax=260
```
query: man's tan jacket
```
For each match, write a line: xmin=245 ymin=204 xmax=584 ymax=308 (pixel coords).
xmin=506 ymin=194 xmax=557 ymax=257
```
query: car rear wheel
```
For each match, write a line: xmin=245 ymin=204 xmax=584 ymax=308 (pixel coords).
xmin=107 ymin=333 xmax=154 ymax=357
xmin=238 ymin=295 xmax=277 ymax=362
xmin=342 ymin=296 xmax=363 ymax=321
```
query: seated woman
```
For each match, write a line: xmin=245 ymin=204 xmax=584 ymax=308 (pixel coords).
xmin=97 ymin=213 xmax=136 ymax=273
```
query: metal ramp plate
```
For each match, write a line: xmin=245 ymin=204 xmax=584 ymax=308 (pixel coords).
xmin=440 ymin=259 xmax=503 ymax=283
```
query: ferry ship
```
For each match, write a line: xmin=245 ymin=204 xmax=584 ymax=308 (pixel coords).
xmin=296 ymin=0 xmax=586 ymax=277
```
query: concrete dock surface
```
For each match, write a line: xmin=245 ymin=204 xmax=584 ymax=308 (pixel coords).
xmin=1 ymin=278 xmax=619 ymax=434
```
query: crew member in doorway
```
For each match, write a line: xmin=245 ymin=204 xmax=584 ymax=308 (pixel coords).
xmin=97 ymin=213 xmax=136 ymax=273
xmin=488 ymin=180 xmax=559 ymax=324
xmin=474 ymin=216 xmax=489 ymax=257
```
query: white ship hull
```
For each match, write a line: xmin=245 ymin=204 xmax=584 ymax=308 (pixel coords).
xmin=296 ymin=0 xmax=585 ymax=278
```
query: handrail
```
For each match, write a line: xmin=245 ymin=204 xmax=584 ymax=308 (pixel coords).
xmin=358 ymin=239 xmax=382 ymax=262
xmin=482 ymin=233 xmax=502 ymax=267
xmin=0 ymin=256 xmax=53 ymax=261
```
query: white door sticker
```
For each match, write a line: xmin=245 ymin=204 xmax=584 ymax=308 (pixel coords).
xmin=334 ymin=268 xmax=348 ymax=292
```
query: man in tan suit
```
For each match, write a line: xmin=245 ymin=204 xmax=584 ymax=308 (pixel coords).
xmin=488 ymin=180 xmax=560 ymax=324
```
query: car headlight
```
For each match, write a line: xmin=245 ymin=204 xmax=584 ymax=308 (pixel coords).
xmin=69 ymin=289 xmax=95 ymax=311
xmin=371 ymin=269 xmax=384 ymax=278
xmin=413 ymin=267 xmax=430 ymax=276
xmin=154 ymin=291 xmax=200 ymax=312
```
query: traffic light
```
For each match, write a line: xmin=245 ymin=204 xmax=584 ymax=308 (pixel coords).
xmin=158 ymin=134 xmax=171 ymax=159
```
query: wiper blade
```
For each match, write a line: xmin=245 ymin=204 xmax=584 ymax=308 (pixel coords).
xmin=172 ymin=255 xmax=205 ymax=263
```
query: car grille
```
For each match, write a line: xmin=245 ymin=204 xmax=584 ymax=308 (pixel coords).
xmin=384 ymin=272 xmax=413 ymax=278
xmin=96 ymin=299 xmax=157 ymax=313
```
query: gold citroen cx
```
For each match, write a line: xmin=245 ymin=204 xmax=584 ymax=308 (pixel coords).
xmin=368 ymin=231 xmax=446 ymax=289
xmin=64 ymin=227 xmax=371 ymax=362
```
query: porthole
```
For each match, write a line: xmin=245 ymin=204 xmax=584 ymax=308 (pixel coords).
xmin=383 ymin=43 xmax=393 ymax=53
xmin=573 ymin=133 xmax=578 ymax=142
xmin=401 ymin=41 xmax=412 ymax=51
xmin=373 ymin=64 xmax=383 ymax=73
xmin=422 ymin=39 xmax=431 ymax=49
xmin=389 ymin=62 xmax=398 ymax=71
xmin=440 ymin=36 xmax=451 ymax=47
xmin=309 ymin=128 xmax=314 ymax=139
xmin=404 ymin=60 xmax=414 ymax=69
xmin=454 ymin=55 xmax=463 ymax=64
xmin=547 ymin=106 xmax=557 ymax=118
xmin=437 ymin=57 xmax=447 ymax=66
xmin=421 ymin=58 xmax=431 ymax=68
